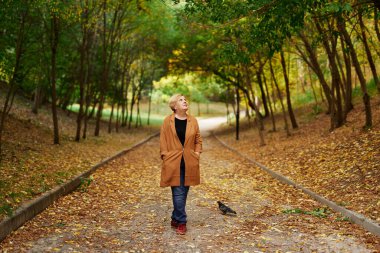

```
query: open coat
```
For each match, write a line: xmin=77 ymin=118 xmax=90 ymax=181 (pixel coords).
xmin=159 ymin=114 xmax=202 ymax=187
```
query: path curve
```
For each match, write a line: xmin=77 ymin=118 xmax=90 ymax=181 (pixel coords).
xmin=197 ymin=116 xmax=228 ymax=137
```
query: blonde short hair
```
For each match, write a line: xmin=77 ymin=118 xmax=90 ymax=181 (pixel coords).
xmin=169 ymin=94 xmax=184 ymax=112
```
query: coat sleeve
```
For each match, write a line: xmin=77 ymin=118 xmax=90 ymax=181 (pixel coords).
xmin=159 ymin=120 xmax=169 ymax=160
xmin=194 ymin=118 xmax=202 ymax=153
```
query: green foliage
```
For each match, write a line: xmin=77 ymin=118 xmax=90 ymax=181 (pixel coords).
xmin=282 ymin=208 xmax=304 ymax=214
xmin=154 ymin=73 xmax=220 ymax=103
xmin=0 ymin=203 xmax=13 ymax=217
xmin=352 ymin=78 xmax=378 ymax=98
xmin=304 ymin=207 xmax=330 ymax=218
xmin=0 ymin=180 xmax=8 ymax=190
xmin=335 ymin=216 xmax=350 ymax=222
xmin=282 ymin=207 xmax=330 ymax=218
xmin=312 ymin=105 xmax=323 ymax=116
xmin=56 ymin=221 xmax=66 ymax=227
xmin=8 ymin=192 xmax=22 ymax=203
xmin=1 ymin=0 xmax=377 ymax=136
xmin=54 ymin=171 xmax=69 ymax=185
xmin=293 ymin=89 xmax=317 ymax=106
xmin=1 ymin=0 xmax=183 ymax=126
xmin=321 ymin=2 xmax=353 ymax=15
xmin=78 ymin=176 xmax=93 ymax=192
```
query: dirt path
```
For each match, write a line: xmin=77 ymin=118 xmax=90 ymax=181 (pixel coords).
xmin=1 ymin=137 xmax=378 ymax=252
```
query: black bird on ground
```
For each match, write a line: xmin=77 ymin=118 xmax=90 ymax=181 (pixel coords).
xmin=217 ymin=201 xmax=237 ymax=215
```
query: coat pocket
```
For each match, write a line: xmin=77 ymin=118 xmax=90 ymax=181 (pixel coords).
xmin=190 ymin=149 xmax=200 ymax=160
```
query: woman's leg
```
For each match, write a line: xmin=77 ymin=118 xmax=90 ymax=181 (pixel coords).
xmin=171 ymin=157 xmax=189 ymax=224
xmin=171 ymin=185 xmax=190 ymax=224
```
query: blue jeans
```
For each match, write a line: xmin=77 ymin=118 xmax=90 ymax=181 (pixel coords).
xmin=171 ymin=185 xmax=189 ymax=224
xmin=171 ymin=157 xmax=189 ymax=224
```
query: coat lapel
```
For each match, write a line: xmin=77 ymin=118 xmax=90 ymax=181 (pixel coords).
xmin=170 ymin=114 xmax=182 ymax=147
xmin=184 ymin=115 xmax=193 ymax=147
xmin=170 ymin=114 xmax=176 ymax=137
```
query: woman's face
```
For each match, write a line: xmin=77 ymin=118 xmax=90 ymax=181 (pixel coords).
xmin=175 ymin=96 xmax=188 ymax=112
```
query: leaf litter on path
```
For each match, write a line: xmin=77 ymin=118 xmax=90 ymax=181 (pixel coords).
xmin=0 ymin=100 xmax=158 ymax=220
xmin=1 ymin=137 xmax=378 ymax=252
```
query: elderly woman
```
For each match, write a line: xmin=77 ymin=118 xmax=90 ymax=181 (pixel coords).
xmin=159 ymin=94 xmax=202 ymax=235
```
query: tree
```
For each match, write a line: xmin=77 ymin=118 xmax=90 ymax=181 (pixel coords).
xmin=0 ymin=1 xmax=32 ymax=156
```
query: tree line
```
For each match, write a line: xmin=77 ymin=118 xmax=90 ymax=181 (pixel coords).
xmin=1 ymin=0 xmax=379 ymax=154
xmin=170 ymin=0 xmax=380 ymax=142
xmin=0 ymin=0 xmax=179 ymax=156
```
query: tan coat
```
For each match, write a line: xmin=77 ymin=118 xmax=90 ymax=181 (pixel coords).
xmin=159 ymin=114 xmax=202 ymax=187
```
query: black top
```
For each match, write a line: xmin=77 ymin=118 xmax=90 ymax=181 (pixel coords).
xmin=175 ymin=117 xmax=187 ymax=146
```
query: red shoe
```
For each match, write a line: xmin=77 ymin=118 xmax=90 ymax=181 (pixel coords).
xmin=176 ymin=223 xmax=187 ymax=235
xmin=171 ymin=219 xmax=179 ymax=228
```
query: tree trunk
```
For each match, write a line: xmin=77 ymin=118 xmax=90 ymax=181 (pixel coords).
xmin=94 ymin=1 xmax=122 ymax=135
xmin=338 ymin=17 xmax=372 ymax=128
xmin=75 ymin=5 xmax=88 ymax=141
xmin=82 ymin=28 xmax=97 ymax=139
xmin=280 ymin=50 xmax=298 ymax=129
xmin=123 ymin=92 xmax=129 ymax=127
xmin=50 ymin=13 xmax=60 ymax=144
xmin=244 ymin=94 xmax=251 ymax=126
xmin=122 ymin=71 xmax=131 ymax=127
xmin=135 ymin=90 xmax=142 ymax=128
xmin=0 ymin=7 xmax=28 ymax=156
xmin=116 ymin=102 xmax=120 ymax=132
xmin=375 ymin=8 xmax=380 ymax=42
xmin=95 ymin=1 xmax=107 ymax=136
xmin=32 ymin=86 xmax=43 ymax=114
xmin=0 ymin=85 xmax=17 ymax=158
xmin=242 ymin=65 xmax=264 ymax=130
xmin=297 ymin=59 xmax=307 ymax=93
xmin=335 ymin=50 xmax=346 ymax=98
xmin=128 ymin=85 xmax=136 ymax=129
xmin=335 ymin=54 xmax=348 ymax=121
xmin=297 ymin=32 xmax=333 ymax=112
xmin=213 ymin=69 xmax=262 ymax=120
xmin=108 ymin=99 xmax=115 ymax=133
xmin=82 ymin=87 xmax=93 ymax=139
xmin=270 ymin=59 xmax=290 ymax=137
xmin=120 ymin=55 xmax=129 ymax=127
xmin=257 ymin=71 xmax=269 ymax=118
xmin=374 ymin=1 xmax=380 ymax=13
xmin=315 ymin=20 xmax=344 ymax=129
xmin=235 ymin=86 xmax=240 ymax=141
xmin=147 ymin=84 xmax=152 ymax=125
xmin=359 ymin=12 xmax=380 ymax=92
xmin=225 ymin=86 xmax=231 ymax=125
xmin=340 ymin=35 xmax=353 ymax=118
xmin=263 ymin=69 xmax=276 ymax=132
xmin=242 ymin=65 xmax=265 ymax=142
xmin=308 ymin=67 xmax=319 ymax=105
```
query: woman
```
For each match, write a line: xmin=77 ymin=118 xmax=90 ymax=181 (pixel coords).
xmin=159 ymin=94 xmax=202 ymax=235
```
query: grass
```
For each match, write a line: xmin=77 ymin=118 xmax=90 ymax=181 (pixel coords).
xmin=282 ymin=207 xmax=330 ymax=218
xmin=352 ymin=77 xmax=378 ymax=97
xmin=291 ymin=77 xmax=378 ymax=108
xmin=293 ymin=89 xmax=318 ymax=107
xmin=68 ymin=101 xmax=228 ymax=126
